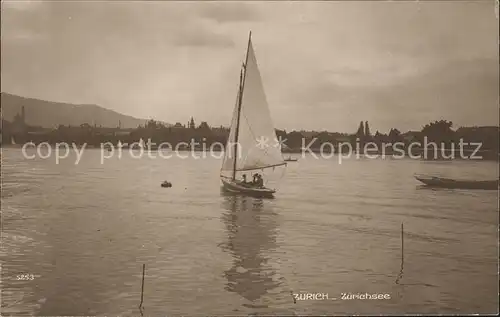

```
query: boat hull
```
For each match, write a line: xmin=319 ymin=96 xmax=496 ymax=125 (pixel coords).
xmin=415 ymin=175 xmax=499 ymax=190
xmin=221 ymin=177 xmax=275 ymax=198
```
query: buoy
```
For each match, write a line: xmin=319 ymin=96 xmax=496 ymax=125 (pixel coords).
xmin=161 ymin=181 xmax=172 ymax=188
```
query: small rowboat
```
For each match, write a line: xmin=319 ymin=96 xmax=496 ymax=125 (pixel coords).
xmin=414 ymin=174 xmax=498 ymax=190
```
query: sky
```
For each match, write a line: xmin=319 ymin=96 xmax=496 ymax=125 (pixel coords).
xmin=1 ymin=0 xmax=498 ymax=133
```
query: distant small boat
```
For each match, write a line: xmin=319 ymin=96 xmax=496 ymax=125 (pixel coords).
xmin=414 ymin=174 xmax=499 ymax=190
xmin=11 ymin=137 xmax=16 ymax=145
xmin=284 ymin=157 xmax=298 ymax=162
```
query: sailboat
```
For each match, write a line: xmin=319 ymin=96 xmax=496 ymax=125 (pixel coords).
xmin=11 ymin=137 xmax=16 ymax=145
xmin=220 ymin=32 xmax=286 ymax=198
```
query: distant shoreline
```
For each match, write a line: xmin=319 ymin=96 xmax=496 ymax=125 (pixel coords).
xmin=3 ymin=144 xmax=498 ymax=161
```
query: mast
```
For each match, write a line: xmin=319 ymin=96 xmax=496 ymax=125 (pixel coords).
xmin=232 ymin=31 xmax=252 ymax=180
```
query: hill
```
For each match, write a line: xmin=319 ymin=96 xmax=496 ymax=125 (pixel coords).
xmin=0 ymin=92 xmax=167 ymax=128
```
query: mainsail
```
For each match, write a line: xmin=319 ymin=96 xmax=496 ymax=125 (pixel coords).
xmin=221 ymin=33 xmax=285 ymax=180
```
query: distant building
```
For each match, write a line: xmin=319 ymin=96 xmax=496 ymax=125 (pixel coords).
xmin=402 ymin=131 xmax=420 ymax=143
xmin=212 ymin=125 xmax=229 ymax=136
xmin=300 ymin=131 xmax=317 ymax=138
xmin=198 ymin=121 xmax=210 ymax=130
xmin=11 ymin=106 xmax=27 ymax=134
xmin=173 ymin=122 xmax=185 ymax=129
xmin=189 ymin=117 xmax=196 ymax=129
xmin=456 ymin=126 xmax=500 ymax=134
xmin=92 ymin=127 xmax=120 ymax=136
xmin=27 ymin=131 xmax=49 ymax=136
xmin=115 ymin=131 xmax=131 ymax=137
xmin=364 ymin=121 xmax=371 ymax=137
xmin=356 ymin=121 xmax=365 ymax=137
xmin=335 ymin=136 xmax=351 ymax=143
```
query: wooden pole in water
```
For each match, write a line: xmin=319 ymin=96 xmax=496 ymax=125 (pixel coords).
xmin=401 ymin=223 xmax=404 ymax=265
xmin=395 ymin=222 xmax=404 ymax=284
xmin=139 ymin=264 xmax=145 ymax=310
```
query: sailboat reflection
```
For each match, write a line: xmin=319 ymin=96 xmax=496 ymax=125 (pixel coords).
xmin=220 ymin=194 xmax=281 ymax=307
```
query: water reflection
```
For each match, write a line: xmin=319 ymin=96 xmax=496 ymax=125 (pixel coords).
xmin=220 ymin=193 xmax=281 ymax=306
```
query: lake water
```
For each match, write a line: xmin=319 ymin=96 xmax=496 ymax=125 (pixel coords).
xmin=1 ymin=148 xmax=498 ymax=315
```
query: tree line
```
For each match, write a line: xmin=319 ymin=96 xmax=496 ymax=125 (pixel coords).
xmin=1 ymin=118 xmax=498 ymax=152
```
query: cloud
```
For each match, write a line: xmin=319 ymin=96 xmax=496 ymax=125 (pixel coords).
xmin=196 ymin=2 xmax=261 ymax=23
xmin=1 ymin=0 xmax=49 ymax=43
xmin=1 ymin=0 xmax=43 ymax=11
xmin=2 ymin=30 xmax=47 ymax=42
xmin=173 ymin=26 xmax=234 ymax=48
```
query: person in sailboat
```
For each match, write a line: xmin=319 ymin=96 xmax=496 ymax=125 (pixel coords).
xmin=256 ymin=174 xmax=264 ymax=188
xmin=252 ymin=173 xmax=259 ymax=185
xmin=250 ymin=173 xmax=263 ymax=188
xmin=241 ymin=174 xmax=249 ymax=185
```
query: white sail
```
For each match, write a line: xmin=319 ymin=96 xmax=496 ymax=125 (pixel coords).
xmin=221 ymin=37 xmax=284 ymax=177
xmin=11 ymin=137 xmax=16 ymax=145
xmin=117 ymin=140 xmax=123 ymax=148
